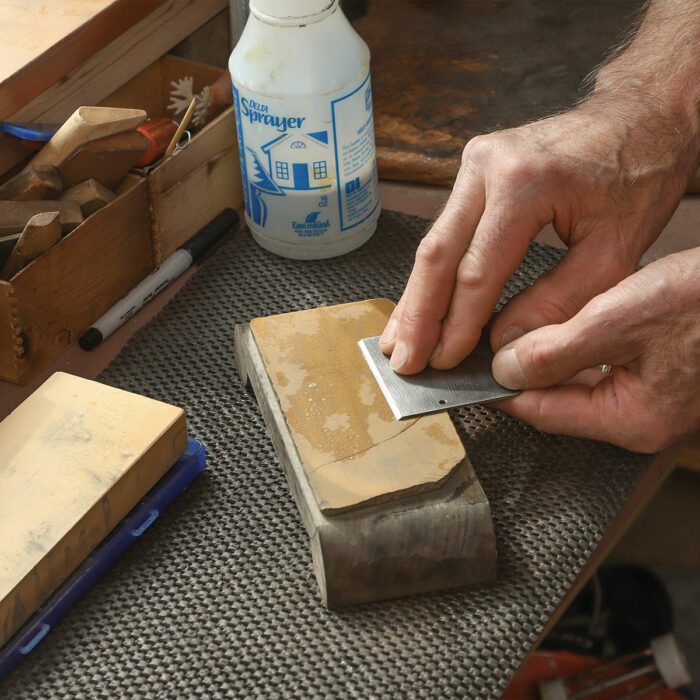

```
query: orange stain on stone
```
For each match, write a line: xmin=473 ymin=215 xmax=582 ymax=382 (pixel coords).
xmin=250 ymin=299 xmax=466 ymax=513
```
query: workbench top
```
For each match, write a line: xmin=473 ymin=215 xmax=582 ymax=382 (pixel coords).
xmin=0 ymin=0 xmax=163 ymax=121
xmin=0 ymin=207 xmax=670 ymax=699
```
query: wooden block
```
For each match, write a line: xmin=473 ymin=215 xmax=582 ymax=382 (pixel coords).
xmin=0 ymin=371 xmax=188 ymax=647
xmin=0 ymin=165 xmax=62 ymax=201
xmin=0 ymin=200 xmax=83 ymax=236
xmin=61 ymin=178 xmax=116 ymax=217
xmin=0 ymin=211 xmax=61 ymax=279
xmin=28 ymin=106 xmax=147 ymax=168
xmin=235 ymin=299 xmax=497 ymax=607
xmin=58 ymin=130 xmax=149 ymax=190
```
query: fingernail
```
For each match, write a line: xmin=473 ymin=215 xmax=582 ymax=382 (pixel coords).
xmin=429 ymin=342 xmax=442 ymax=361
xmin=380 ymin=319 xmax=398 ymax=346
xmin=390 ymin=340 xmax=408 ymax=371
xmin=492 ymin=347 xmax=527 ymax=390
xmin=500 ymin=324 xmax=524 ymax=347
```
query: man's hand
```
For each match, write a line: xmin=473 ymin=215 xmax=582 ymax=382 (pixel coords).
xmin=490 ymin=248 xmax=700 ymax=453
xmin=379 ymin=100 xmax=696 ymax=374
xmin=379 ymin=0 xmax=700 ymax=376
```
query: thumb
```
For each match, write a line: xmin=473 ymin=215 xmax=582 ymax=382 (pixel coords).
xmin=491 ymin=306 xmax=621 ymax=390
xmin=490 ymin=240 xmax=634 ymax=350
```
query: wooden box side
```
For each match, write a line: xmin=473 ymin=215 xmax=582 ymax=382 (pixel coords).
xmin=150 ymin=105 xmax=236 ymax=193
xmin=151 ymin=56 xmax=241 ymax=262
xmin=100 ymin=54 xmax=243 ymax=263
xmin=149 ymin=107 xmax=242 ymax=261
xmin=100 ymin=54 xmax=224 ymax=123
xmin=7 ymin=176 xmax=152 ymax=384
xmin=99 ymin=60 xmax=165 ymax=118
xmin=100 ymin=55 xmax=223 ymax=119
xmin=0 ymin=282 xmax=26 ymax=382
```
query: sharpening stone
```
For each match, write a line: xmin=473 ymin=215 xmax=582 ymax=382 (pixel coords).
xmin=0 ymin=372 xmax=187 ymax=648
xmin=234 ymin=298 xmax=496 ymax=607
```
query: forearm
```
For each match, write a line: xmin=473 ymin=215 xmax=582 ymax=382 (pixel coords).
xmin=591 ymin=0 xmax=700 ymax=179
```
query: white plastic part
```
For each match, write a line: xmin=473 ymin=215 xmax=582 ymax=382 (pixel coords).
xmin=230 ymin=0 xmax=380 ymax=259
xmin=252 ymin=0 xmax=336 ymax=24
xmin=651 ymin=634 xmax=692 ymax=688
xmin=539 ymin=677 xmax=570 ymax=700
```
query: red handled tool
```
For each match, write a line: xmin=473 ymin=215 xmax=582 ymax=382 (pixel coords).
xmin=135 ymin=118 xmax=178 ymax=167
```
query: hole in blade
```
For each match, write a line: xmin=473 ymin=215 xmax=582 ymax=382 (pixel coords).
xmin=438 ymin=399 xmax=447 ymax=405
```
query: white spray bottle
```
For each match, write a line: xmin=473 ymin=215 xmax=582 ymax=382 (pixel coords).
xmin=229 ymin=0 xmax=380 ymax=259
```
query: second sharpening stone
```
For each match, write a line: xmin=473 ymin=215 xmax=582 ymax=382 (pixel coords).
xmin=0 ymin=372 xmax=188 ymax=648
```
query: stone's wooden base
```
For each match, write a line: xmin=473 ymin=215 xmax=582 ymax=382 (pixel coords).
xmin=234 ymin=300 xmax=497 ymax=608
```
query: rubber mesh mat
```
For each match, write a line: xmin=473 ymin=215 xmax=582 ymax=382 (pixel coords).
xmin=2 ymin=211 xmax=652 ymax=699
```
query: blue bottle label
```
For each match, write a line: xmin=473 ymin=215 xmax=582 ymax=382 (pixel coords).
xmin=232 ymin=72 xmax=379 ymax=249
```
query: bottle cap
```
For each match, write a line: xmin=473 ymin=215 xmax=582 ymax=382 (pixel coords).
xmin=251 ymin=0 xmax=338 ymax=24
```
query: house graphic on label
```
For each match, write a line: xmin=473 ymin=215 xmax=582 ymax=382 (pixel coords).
xmin=262 ymin=131 xmax=331 ymax=191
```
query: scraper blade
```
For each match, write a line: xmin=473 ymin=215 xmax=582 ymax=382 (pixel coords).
xmin=358 ymin=335 xmax=519 ymax=420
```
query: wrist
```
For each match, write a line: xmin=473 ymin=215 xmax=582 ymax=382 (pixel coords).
xmin=588 ymin=1 xmax=700 ymax=180
xmin=577 ymin=84 xmax=700 ymax=187
xmin=594 ymin=66 xmax=700 ymax=149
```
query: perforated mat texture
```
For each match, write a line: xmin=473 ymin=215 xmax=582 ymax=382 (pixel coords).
xmin=1 ymin=211 xmax=652 ymax=699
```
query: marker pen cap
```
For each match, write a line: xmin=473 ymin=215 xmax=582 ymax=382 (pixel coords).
xmin=183 ymin=209 xmax=240 ymax=263
xmin=251 ymin=0 xmax=338 ymax=24
xmin=79 ymin=327 xmax=103 ymax=351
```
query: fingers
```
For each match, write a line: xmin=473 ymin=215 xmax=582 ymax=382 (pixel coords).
xmin=491 ymin=293 xmax=637 ymax=390
xmin=428 ymin=189 xmax=546 ymax=369
xmin=492 ymin=251 xmax=700 ymax=452
xmin=491 ymin=378 xmax=665 ymax=453
xmin=493 ymin=383 xmax=614 ymax=441
xmin=378 ymin=156 xmax=487 ymax=374
xmin=489 ymin=238 xmax=634 ymax=351
xmin=381 ymin=135 xmax=558 ymax=374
